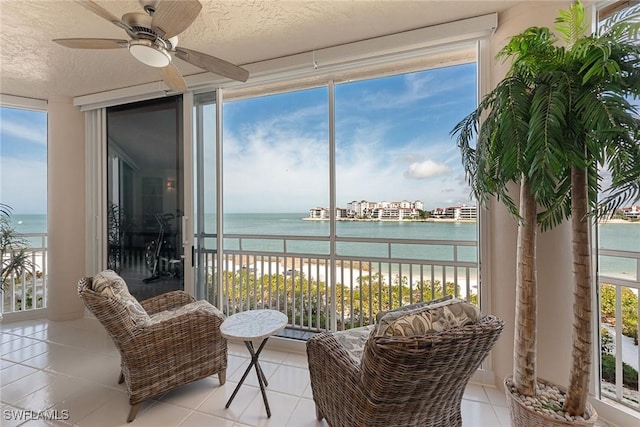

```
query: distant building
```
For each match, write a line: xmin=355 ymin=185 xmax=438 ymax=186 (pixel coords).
xmin=308 ymin=207 xmax=349 ymax=219
xmin=308 ymin=207 xmax=329 ymax=219
xmin=432 ymin=207 xmax=446 ymax=218
xmin=314 ymin=199 xmax=425 ymax=220
xmin=434 ymin=205 xmax=477 ymax=220
xmin=620 ymin=206 xmax=640 ymax=219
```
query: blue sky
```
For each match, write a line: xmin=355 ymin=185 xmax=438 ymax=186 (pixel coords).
xmin=0 ymin=107 xmax=47 ymax=214
xmin=1 ymin=63 xmax=477 ymax=215
xmin=222 ymin=63 xmax=477 ymax=212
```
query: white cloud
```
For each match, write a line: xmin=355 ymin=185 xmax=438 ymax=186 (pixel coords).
xmin=0 ymin=121 xmax=47 ymax=145
xmin=404 ymin=160 xmax=452 ymax=179
xmin=0 ymin=157 xmax=47 ymax=213
xmin=222 ymin=123 xmax=330 ymax=212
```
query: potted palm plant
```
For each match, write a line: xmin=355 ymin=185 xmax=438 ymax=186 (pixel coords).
xmin=453 ymin=1 xmax=640 ymax=425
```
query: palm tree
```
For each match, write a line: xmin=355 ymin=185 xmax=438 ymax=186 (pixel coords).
xmin=0 ymin=204 xmax=33 ymax=292
xmin=453 ymin=1 xmax=640 ymax=419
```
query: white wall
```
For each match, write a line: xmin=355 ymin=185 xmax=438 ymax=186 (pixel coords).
xmin=47 ymin=97 xmax=86 ymax=320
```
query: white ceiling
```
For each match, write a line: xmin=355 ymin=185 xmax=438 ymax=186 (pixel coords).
xmin=0 ymin=0 xmax=522 ymax=100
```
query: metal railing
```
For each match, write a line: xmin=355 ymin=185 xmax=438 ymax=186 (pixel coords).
xmin=198 ymin=233 xmax=478 ymax=333
xmin=598 ymin=248 xmax=640 ymax=411
xmin=1 ymin=233 xmax=48 ymax=315
xmin=5 ymin=230 xmax=637 ymax=415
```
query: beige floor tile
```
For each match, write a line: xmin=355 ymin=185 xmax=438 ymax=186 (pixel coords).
xmin=464 ymin=382 xmax=490 ymax=403
xmin=0 ymin=363 xmax=38 ymax=386
xmin=461 ymin=399 xmax=503 ymax=427
xmin=267 ymin=365 xmax=310 ymax=396
xmin=286 ymin=398 xmax=327 ymax=427
xmin=236 ymin=390 xmax=299 ymax=427
xmin=156 ymin=376 xmax=222 ymax=409
xmin=0 ymin=370 xmax=54 ymax=404
xmin=0 ymin=316 xmax=528 ymax=427
xmin=197 ymin=381 xmax=260 ymax=421
xmin=181 ymin=410 xmax=237 ymax=427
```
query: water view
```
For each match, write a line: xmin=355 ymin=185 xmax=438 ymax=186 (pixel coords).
xmin=10 ymin=212 xmax=639 ymax=278
xmin=10 ymin=209 xmax=637 ymax=287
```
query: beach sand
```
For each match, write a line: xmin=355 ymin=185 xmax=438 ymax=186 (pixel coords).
xmin=224 ymin=254 xmax=478 ymax=297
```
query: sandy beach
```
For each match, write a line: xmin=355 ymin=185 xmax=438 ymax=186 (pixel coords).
xmin=224 ymin=254 xmax=478 ymax=298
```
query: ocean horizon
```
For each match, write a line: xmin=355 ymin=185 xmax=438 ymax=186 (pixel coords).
xmin=9 ymin=212 xmax=639 ymax=280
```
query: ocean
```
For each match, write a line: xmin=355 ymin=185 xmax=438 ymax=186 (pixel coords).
xmin=9 ymin=213 xmax=639 ymax=279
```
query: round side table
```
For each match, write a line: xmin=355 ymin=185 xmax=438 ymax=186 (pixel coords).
xmin=220 ymin=309 xmax=288 ymax=418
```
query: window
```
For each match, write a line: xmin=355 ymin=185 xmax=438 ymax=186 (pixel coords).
xmin=595 ymin=0 xmax=640 ymax=411
xmin=201 ymin=51 xmax=480 ymax=329
xmin=0 ymin=103 xmax=48 ymax=312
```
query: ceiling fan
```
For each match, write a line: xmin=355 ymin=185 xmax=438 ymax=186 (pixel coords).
xmin=53 ymin=0 xmax=249 ymax=92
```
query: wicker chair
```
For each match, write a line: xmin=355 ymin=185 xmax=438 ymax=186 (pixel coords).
xmin=78 ymin=274 xmax=227 ymax=422
xmin=307 ymin=315 xmax=504 ymax=427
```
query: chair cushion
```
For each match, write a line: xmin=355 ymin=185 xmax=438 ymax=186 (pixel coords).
xmin=92 ymin=270 xmax=151 ymax=327
xmin=149 ymin=300 xmax=225 ymax=325
xmin=332 ymin=324 xmax=376 ymax=364
xmin=375 ymin=294 xmax=453 ymax=322
xmin=375 ymin=297 xmax=480 ymax=337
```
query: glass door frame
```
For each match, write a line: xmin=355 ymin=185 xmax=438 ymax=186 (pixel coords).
xmin=85 ymin=94 xmax=195 ymax=296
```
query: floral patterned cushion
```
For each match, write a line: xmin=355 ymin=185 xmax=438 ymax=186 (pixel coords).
xmin=375 ymin=298 xmax=479 ymax=337
xmin=92 ymin=270 xmax=151 ymax=327
xmin=149 ymin=300 xmax=225 ymax=325
xmin=332 ymin=325 xmax=376 ymax=365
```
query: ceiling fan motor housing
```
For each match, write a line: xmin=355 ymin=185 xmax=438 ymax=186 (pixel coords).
xmin=121 ymin=12 xmax=176 ymax=50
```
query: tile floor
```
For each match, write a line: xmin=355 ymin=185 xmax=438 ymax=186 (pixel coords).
xmin=2 ymin=316 xmax=514 ymax=426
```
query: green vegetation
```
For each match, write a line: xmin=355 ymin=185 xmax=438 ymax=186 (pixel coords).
xmin=1 ymin=203 xmax=33 ymax=292
xmin=600 ymin=284 xmax=639 ymax=344
xmin=600 ymin=326 xmax=639 ymax=392
xmin=601 ymin=353 xmax=639 ymax=390
xmin=212 ymin=268 xmax=477 ymax=331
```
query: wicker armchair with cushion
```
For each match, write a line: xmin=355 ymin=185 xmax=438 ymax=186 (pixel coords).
xmin=306 ymin=297 xmax=504 ymax=427
xmin=78 ymin=270 xmax=227 ymax=422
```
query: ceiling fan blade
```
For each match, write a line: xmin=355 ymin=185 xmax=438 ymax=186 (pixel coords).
xmin=53 ymin=38 xmax=129 ymax=49
xmin=175 ymin=47 xmax=249 ymax=82
xmin=75 ymin=0 xmax=131 ymax=32
xmin=151 ymin=1 xmax=202 ymax=38
xmin=160 ymin=63 xmax=188 ymax=93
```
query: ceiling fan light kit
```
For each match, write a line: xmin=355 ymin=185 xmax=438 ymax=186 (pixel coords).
xmin=129 ymin=39 xmax=171 ymax=68
xmin=54 ymin=0 xmax=249 ymax=92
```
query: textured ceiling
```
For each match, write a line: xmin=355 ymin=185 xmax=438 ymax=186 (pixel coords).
xmin=0 ymin=0 xmax=521 ymax=100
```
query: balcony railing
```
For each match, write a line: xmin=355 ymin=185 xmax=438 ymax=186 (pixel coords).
xmin=5 ymin=230 xmax=637 ymax=415
xmin=598 ymin=248 xmax=640 ymax=411
xmin=1 ymin=233 xmax=47 ymax=316
xmin=197 ymin=233 xmax=478 ymax=334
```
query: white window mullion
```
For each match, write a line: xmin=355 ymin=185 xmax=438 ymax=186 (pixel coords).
xmin=85 ymin=108 xmax=108 ymax=275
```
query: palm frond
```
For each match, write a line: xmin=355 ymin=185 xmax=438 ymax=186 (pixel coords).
xmin=0 ymin=203 xmax=12 ymax=218
xmin=555 ymin=0 xmax=588 ymax=46
xmin=598 ymin=3 xmax=640 ymax=36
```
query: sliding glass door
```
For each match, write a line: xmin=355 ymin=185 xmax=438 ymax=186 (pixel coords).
xmin=106 ymin=96 xmax=184 ymax=300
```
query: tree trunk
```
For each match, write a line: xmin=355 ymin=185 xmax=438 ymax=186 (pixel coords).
xmin=564 ymin=165 xmax=593 ymax=416
xmin=513 ymin=179 xmax=538 ymax=397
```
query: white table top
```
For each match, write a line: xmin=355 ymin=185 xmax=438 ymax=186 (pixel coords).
xmin=220 ymin=309 xmax=288 ymax=341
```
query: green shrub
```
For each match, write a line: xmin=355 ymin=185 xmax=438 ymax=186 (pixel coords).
xmin=600 ymin=284 xmax=638 ymax=344
xmin=601 ymin=353 xmax=639 ymax=390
